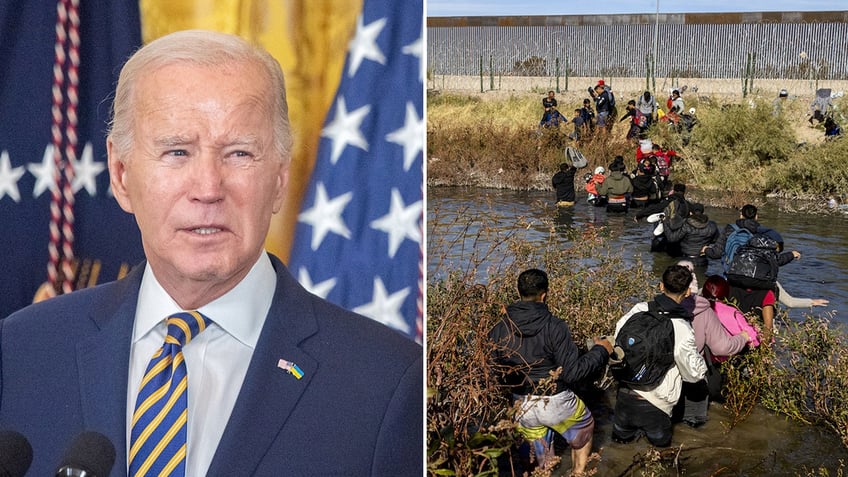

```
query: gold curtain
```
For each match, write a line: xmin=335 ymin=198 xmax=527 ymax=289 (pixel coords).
xmin=139 ymin=0 xmax=362 ymax=261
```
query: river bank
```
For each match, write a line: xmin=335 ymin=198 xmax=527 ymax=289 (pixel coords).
xmin=426 ymin=77 xmax=848 ymax=210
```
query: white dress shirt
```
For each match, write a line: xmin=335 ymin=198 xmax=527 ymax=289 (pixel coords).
xmin=127 ymin=253 xmax=276 ymax=476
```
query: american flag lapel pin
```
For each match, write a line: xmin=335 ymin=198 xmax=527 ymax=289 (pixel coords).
xmin=277 ymin=359 xmax=304 ymax=380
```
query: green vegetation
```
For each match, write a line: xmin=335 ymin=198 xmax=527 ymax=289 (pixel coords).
xmin=427 ymin=91 xmax=848 ymax=204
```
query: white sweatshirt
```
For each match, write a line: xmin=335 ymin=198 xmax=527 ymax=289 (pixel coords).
xmin=614 ymin=301 xmax=708 ymax=415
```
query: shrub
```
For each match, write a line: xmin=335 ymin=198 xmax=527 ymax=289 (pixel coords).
xmin=760 ymin=314 xmax=848 ymax=449
xmin=684 ymin=100 xmax=795 ymax=190
xmin=427 ymin=91 xmax=848 ymax=204
xmin=428 ymin=210 xmax=848 ymax=474
xmin=766 ymin=139 xmax=848 ymax=198
xmin=427 ymin=211 xmax=653 ymax=475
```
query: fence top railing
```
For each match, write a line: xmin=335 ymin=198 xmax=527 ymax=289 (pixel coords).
xmin=427 ymin=11 xmax=848 ymax=27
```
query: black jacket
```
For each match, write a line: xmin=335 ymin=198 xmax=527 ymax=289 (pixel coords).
xmin=552 ymin=167 xmax=577 ymax=202
xmin=595 ymin=90 xmax=614 ymax=114
xmin=704 ymin=218 xmax=760 ymax=260
xmin=489 ymin=301 xmax=609 ymax=395
xmin=635 ymin=191 xmax=687 ymax=220
xmin=653 ymin=292 xmax=695 ymax=321
xmin=663 ymin=213 xmax=720 ymax=257
xmin=630 ymin=174 xmax=659 ymax=200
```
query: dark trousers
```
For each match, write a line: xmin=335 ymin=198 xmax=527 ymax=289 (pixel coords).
xmin=673 ymin=380 xmax=710 ymax=424
xmin=612 ymin=387 xmax=672 ymax=447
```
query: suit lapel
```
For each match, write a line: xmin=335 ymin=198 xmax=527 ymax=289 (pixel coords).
xmin=75 ymin=264 xmax=144 ymax=473
xmin=208 ymin=256 xmax=319 ymax=476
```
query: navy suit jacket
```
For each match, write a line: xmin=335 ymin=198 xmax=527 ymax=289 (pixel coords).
xmin=0 ymin=254 xmax=423 ymax=476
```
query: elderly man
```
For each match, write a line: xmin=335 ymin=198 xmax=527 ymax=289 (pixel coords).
xmin=0 ymin=30 xmax=422 ymax=476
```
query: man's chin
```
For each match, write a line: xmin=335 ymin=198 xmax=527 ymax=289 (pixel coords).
xmin=163 ymin=256 xmax=237 ymax=284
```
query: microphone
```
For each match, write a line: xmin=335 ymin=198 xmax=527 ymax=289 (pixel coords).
xmin=0 ymin=430 xmax=32 ymax=477
xmin=55 ymin=431 xmax=116 ymax=477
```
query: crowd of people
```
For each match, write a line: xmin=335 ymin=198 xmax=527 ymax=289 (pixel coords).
xmin=583 ymin=163 xmax=827 ymax=333
xmin=522 ymin=80 xmax=841 ymax=474
xmin=489 ymin=264 xmax=732 ymax=474
xmin=540 ymin=80 xmax=842 ymax=146
xmin=552 ymin=140 xmax=676 ymax=213
xmin=492 ymin=243 xmax=827 ymax=473
xmin=538 ymin=80 xmax=698 ymax=144
xmin=535 ymin=140 xmax=831 ymax=475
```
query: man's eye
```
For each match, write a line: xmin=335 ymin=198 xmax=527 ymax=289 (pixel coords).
xmin=168 ymin=150 xmax=188 ymax=157
xmin=228 ymin=150 xmax=256 ymax=161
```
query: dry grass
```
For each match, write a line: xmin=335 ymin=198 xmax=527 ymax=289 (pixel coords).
xmin=427 ymin=211 xmax=654 ymax=476
xmin=427 ymin=86 xmax=848 ymax=206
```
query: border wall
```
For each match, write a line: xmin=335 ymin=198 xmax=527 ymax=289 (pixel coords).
xmin=427 ymin=12 xmax=848 ymax=83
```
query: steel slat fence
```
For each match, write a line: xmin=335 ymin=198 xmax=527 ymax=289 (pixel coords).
xmin=428 ymin=19 xmax=848 ymax=80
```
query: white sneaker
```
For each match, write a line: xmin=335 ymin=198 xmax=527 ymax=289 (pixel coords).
xmin=646 ymin=212 xmax=665 ymax=223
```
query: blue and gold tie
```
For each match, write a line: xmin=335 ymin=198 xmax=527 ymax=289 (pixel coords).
xmin=129 ymin=311 xmax=211 ymax=477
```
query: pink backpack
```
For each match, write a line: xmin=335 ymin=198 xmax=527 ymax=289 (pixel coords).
xmin=714 ymin=301 xmax=760 ymax=351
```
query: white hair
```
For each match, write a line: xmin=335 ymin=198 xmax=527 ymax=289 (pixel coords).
xmin=108 ymin=30 xmax=292 ymax=163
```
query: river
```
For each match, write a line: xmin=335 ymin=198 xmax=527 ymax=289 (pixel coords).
xmin=428 ymin=186 xmax=848 ymax=326
xmin=428 ymin=186 xmax=848 ymax=475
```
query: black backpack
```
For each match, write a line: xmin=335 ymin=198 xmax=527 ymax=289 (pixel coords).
xmin=726 ymin=235 xmax=780 ymax=290
xmin=611 ymin=301 xmax=678 ymax=390
xmin=722 ymin=223 xmax=754 ymax=273
xmin=607 ymin=87 xmax=616 ymax=108
xmin=662 ymin=196 xmax=689 ymax=231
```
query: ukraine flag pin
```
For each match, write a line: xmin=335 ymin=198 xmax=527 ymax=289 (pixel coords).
xmin=277 ymin=359 xmax=304 ymax=379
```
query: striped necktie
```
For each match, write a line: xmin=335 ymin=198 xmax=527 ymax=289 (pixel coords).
xmin=129 ymin=311 xmax=211 ymax=477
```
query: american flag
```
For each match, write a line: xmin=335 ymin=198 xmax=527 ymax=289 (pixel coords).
xmin=0 ymin=0 xmax=144 ymax=318
xmin=289 ymin=0 xmax=424 ymax=342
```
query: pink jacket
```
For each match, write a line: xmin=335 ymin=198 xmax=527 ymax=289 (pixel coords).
xmin=686 ymin=295 xmax=751 ymax=359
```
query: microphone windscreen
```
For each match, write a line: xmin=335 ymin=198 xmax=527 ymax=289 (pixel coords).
xmin=57 ymin=431 xmax=116 ymax=477
xmin=0 ymin=430 xmax=32 ymax=477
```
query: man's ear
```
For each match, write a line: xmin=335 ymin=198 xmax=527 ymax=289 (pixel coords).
xmin=271 ymin=160 xmax=289 ymax=214
xmin=107 ymin=138 xmax=133 ymax=214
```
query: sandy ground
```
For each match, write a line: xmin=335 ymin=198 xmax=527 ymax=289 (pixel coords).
xmin=428 ymin=75 xmax=847 ymax=145
xmin=428 ymin=75 xmax=848 ymax=99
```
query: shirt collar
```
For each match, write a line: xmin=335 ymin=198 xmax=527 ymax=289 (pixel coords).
xmin=134 ymin=253 xmax=276 ymax=348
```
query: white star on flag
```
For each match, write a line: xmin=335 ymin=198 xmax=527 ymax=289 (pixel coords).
xmin=28 ymin=144 xmax=58 ymax=198
xmin=321 ymin=97 xmax=372 ymax=165
xmin=402 ymin=34 xmax=424 ymax=83
xmin=347 ymin=14 xmax=387 ymax=77
xmin=370 ymin=188 xmax=422 ymax=258
xmin=385 ymin=102 xmax=424 ymax=172
xmin=70 ymin=143 xmax=104 ymax=196
xmin=298 ymin=267 xmax=337 ymax=299
xmin=290 ymin=0 xmax=423 ymax=341
xmin=0 ymin=150 xmax=25 ymax=203
xmin=353 ymin=277 xmax=411 ymax=334
xmin=297 ymin=182 xmax=353 ymax=251
xmin=0 ymin=1 xmax=151 ymax=320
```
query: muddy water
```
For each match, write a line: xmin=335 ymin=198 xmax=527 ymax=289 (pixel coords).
xmin=428 ymin=186 xmax=848 ymax=326
xmin=428 ymin=186 xmax=848 ymax=475
xmin=584 ymin=386 xmax=848 ymax=476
